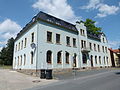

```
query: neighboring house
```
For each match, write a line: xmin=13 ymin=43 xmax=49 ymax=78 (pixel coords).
xmin=109 ymin=49 xmax=120 ymax=67
xmin=13 ymin=11 xmax=111 ymax=74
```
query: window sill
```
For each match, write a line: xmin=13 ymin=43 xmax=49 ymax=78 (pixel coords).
xmin=73 ymin=46 xmax=77 ymax=48
xmin=57 ymin=63 xmax=62 ymax=64
xmin=66 ymin=45 xmax=71 ymax=47
xmin=56 ymin=43 xmax=61 ymax=45
xmin=47 ymin=41 xmax=53 ymax=44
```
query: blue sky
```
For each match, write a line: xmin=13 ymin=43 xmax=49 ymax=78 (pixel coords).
xmin=0 ymin=0 xmax=120 ymax=50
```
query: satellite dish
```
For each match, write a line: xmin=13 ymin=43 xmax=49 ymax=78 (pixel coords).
xmin=30 ymin=43 xmax=36 ymax=49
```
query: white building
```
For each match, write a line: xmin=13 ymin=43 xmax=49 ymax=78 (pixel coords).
xmin=13 ymin=12 xmax=111 ymax=73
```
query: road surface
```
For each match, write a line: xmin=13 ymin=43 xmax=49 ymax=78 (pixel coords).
xmin=28 ymin=69 xmax=120 ymax=90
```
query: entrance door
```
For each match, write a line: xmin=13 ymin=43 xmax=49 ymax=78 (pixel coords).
xmin=91 ymin=55 xmax=93 ymax=67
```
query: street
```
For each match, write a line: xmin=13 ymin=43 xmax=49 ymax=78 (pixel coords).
xmin=28 ymin=69 xmax=120 ymax=90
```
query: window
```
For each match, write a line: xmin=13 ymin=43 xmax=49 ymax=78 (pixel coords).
xmin=81 ymin=40 xmax=86 ymax=48
xmin=14 ymin=57 xmax=16 ymax=66
xmin=16 ymin=44 xmax=17 ymax=52
xmin=31 ymin=32 xmax=34 ymax=43
xmin=105 ymin=47 xmax=107 ymax=53
xmin=82 ymin=53 xmax=87 ymax=64
xmin=94 ymin=44 xmax=96 ymax=51
xmin=104 ymin=56 xmax=106 ymax=64
xmin=47 ymin=50 xmax=52 ymax=64
xmin=106 ymin=57 xmax=108 ymax=64
xmin=18 ymin=42 xmax=20 ymax=51
xmin=24 ymin=38 xmax=27 ymax=48
xmin=20 ymin=55 xmax=22 ymax=66
xmin=18 ymin=56 xmax=19 ymax=66
xmin=21 ymin=40 xmax=23 ymax=50
xmin=56 ymin=34 xmax=60 ymax=44
xmin=24 ymin=54 xmax=26 ymax=65
xmin=47 ymin=31 xmax=52 ymax=42
xmin=102 ymin=46 xmax=104 ymax=52
xmin=57 ymin=51 xmax=62 ymax=64
xmin=80 ymin=29 xmax=85 ymax=36
xmin=103 ymin=38 xmax=105 ymax=43
xmin=31 ymin=52 xmax=34 ymax=64
xmin=95 ymin=56 xmax=97 ymax=64
xmin=89 ymin=42 xmax=92 ymax=50
xmin=66 ymin=36 xmax=70 ymax=46
xmin=98 ymin=45 xmax=100 ymax=52
xmin=66 ymin=52 xmax=69 ymax=64
xmin=99 ymin=56 xmax=101 ymax=65
xmin=73 ymin=38 xmax=76 ymax=47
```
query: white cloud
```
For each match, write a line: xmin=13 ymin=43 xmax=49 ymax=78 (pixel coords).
xmin=0 ymin=19 xmax=22 ymax=47
xmin=108 ymin=40 xmax=120 ymax=49
xmin=32 ymin=0 xmax=79 ymax=23
xmin=81 ymin=0 xmax=119 ymax=18
xmin=81 ymin=0 xmax=101 ymax=9
xmin=97 ymin=4 xmax=119 ymax=17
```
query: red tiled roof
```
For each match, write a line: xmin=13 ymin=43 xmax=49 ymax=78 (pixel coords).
xmin=112 ymin=49 xmax=120 ymax=53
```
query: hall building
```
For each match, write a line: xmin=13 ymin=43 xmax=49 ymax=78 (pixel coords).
xmin=13 ymin=11 xmax=111 ymax=72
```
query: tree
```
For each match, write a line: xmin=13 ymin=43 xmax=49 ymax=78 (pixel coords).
xmin=0 ymin=38 xmax=14 ymax=65
xmin=84 ymin=19 xmax=102 ymax=35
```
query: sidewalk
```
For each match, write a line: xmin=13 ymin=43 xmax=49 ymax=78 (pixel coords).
xmin=0 ymin=69 xmax=58 ymax=90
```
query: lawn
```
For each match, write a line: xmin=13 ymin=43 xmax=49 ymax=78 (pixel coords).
xmin=0 ymin=65 xmax=12 ymax=69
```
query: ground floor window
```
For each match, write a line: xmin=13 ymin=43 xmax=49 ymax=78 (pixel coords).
xmin=95 ymin=56 xmax=97 ymax=64
xmin=31 ymin=52 xmax=34 ymax=64
xmin=57 ymin=51 xmax=62 ymax=64
xmin=46 ymin=50 xmax=52 ymax=64
xmin=99 ymin=56 xmax=101 ymax=65
xmin=66 ymin=52 xmax=69 ymax=64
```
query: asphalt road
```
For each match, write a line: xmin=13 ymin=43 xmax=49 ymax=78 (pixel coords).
xmin=28 ymin=69 xmax=120 ymax=90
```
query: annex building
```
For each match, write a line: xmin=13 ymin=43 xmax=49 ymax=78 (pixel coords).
xmin=13 ymin=12 xmax=111 ymax=74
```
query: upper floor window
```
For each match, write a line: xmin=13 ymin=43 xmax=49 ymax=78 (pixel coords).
xmin=56 ymin=34 xmax=60 ymax=44
xmin=31 ymin=32 xmax=34 ymax=43
xmin=66 ymin=36 xmax=70 ymax=46
xmin=24 ymin=38 xmax=27 ymax=48
xmin=18 ymin=42 xmax=20 ymax=51
xmin=47 ymin=31 xmax=52 ymax=42
xmin=102 ymin=46 xmax=104 ymax=52
xmin=73 ymin=38 xmax=76 ymax=47
xmin=98 ymin=45 xmax=100 ymax=52
xmin=21 ymin=40 xmax=23 ymax=50
xmin=16 ymin=44 xmax=17 ymax=52
xmin=80 ymin=29 xmax=85 ymax=36
xmin=94 ymin=44 xmax=96 ymax=51
xmin=89 ymin=42 xmax=92 ymax=50
xmin=105 ymin=47 xmax=108 ymax=53
xmin=81 ymin=40 xmax=86 ymax=48
xmin=103 ymin=38 xmax=105 ymax=43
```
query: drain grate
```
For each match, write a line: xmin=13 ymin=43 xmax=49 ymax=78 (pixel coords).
xmin=32 ymin=80 xmax=41 ymax=83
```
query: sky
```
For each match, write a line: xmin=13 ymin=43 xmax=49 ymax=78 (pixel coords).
xmin=0 ymin=0 xmax=120 ymax=50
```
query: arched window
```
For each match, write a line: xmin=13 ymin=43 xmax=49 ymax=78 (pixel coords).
xmin=66 ymin=52 xmax=69 ymax=64
xmin=82 ymin=53 xmax=87 ymax=64
xmin=99 ymin=56 xmax=101 ymax=65
xmin=104 ymin=56 xmax=106 ymax=64
xmin=47 ymin=50 xmax=52 ymax=64
xmin=31 ymin=52 xmax=34 ymax=64
xmin=20 ymin=55 xmax=22 ymax=66
xmin=57 ymin=51 xmax=62 ymax=64
xmin=18 ymin=56 xmax=19 ymax=66
xmin=24 ymin=54 xmax=26 ymax=65
xmin=95 ymin=56 xmax=97 ymax=64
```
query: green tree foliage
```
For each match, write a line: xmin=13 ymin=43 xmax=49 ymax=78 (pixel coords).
xmin=0 ymin=38 xmax=14 ymax=65
xmin=84 ymin=19 xmax=102 ymax=35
